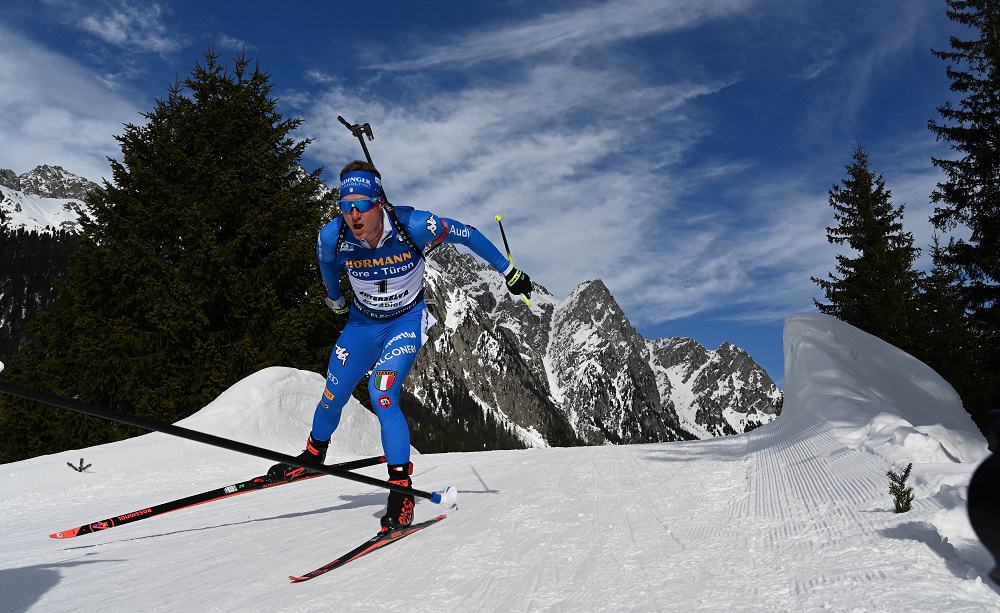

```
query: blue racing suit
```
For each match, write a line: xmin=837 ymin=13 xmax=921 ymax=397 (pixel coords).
xmin=312 ymin=205 xmax=511 ymax=465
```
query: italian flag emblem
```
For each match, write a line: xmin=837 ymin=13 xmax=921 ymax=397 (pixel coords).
xmin=373 ymin=370 xmax=396 ymax=391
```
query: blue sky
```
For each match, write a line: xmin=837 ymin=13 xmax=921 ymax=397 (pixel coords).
xmin=0 ymin=1 xmax=967 ymax=386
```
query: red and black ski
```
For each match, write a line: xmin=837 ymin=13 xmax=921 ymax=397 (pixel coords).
xmin=289 ymin=514 xmax=447 ymax=583
xmin=49 ymin=455 xmax=386 ymax=539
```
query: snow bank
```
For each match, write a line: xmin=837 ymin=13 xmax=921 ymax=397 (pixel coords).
xmin=175 ymin=366 xmax=395 ymax=458
xmin=779 ymin=313 xmax=992 ymax=584
xmin=782 ymin=313 xmax=987 ymax=466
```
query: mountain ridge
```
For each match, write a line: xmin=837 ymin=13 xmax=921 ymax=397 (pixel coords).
xmin=413 ymin=243 xmax=781 ymax=447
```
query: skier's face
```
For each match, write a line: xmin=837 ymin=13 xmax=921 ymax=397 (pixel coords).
xmin=342 ymin=193 xmax=383 ymax=243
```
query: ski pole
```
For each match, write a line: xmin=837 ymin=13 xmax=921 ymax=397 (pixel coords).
xmin=495 ymin=214 xmax=532 ymax=307
xmin=0 ymin=380 xmax=457 ymax=507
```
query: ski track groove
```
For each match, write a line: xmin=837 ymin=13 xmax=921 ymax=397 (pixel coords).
xmin=518 ymin=456 xmax=577 ymax=612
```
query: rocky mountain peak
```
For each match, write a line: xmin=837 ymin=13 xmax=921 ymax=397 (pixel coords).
xmin=0 ymin=169 xmax=19 ymax=191
xmin=17 ymin=165 xmax=97 ymax=200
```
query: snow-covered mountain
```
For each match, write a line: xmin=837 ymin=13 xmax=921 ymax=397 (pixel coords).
xmin=648 ymin=337 xmax=783 ymax=438
xmin=0 ymin=165 xmax=96 ymax=232
xmin=0 ymin=313 xmax=993 ymax=611
xmin=412 ymin=245 xmax=781 ymax=448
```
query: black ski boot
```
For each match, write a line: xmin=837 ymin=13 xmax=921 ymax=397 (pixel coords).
xmin=380 ymin=462 xmax=414 ymax=532
xmin=267 ymin=434 xmax=329 ymax=482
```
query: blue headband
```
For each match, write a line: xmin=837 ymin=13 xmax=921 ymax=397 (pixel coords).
xmin=340 ymin=171 xmax=383 ymax=199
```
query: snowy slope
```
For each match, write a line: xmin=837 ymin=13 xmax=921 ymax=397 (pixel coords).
xmin=1 ymin=313 xmax=998 ymax=612
xmin=0 ymin=185 xmax=85 ymax=233
xmin=0 ymin=165 xmax=96 ymax=233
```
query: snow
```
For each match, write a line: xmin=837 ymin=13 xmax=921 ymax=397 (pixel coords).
xmin=0 ymin=185 xmax=83 ymax=233
xmin=664 ymin=360 xmax=713 ymax=437
xmin=2 ymin=313 xmax=998 ymax=611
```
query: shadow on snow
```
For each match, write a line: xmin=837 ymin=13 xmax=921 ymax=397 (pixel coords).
xmin=0 ymin=554 xmax=126 ymax=613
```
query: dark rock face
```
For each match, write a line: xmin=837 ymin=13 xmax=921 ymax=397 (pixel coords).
xmin=547 ymin=279 xmax=687 ymax=444
xmin=0 ymin=169 xmax=19 ymax=191
xmin=405 ymin=245 xmax=578 ymax=451
xmin=17 ymin=165 xmax=97 ymax=200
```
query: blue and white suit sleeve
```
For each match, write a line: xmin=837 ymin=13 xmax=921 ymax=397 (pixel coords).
xmin=316 ymin=220 xmax=344 ymax=302
xmin=408 ymin=209 xmax=513 ymax=275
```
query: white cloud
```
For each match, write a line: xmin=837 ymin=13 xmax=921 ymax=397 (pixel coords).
xmin=794 ymin=56 xmax=834 ymax=81
xmin=218 ymin=34 xmax=253 ymax=51
xmin=304 ymin=69 xmax=338 ymax=84
xmin=377 ymin=0 xmax=753 ymax=70
xmin=0 ymin=23 xmax=141 ymax=182
xmin=77 ymin=1 xmax=181 ymax=54
xmin=608 ymin=172 xmax=838 ymax=325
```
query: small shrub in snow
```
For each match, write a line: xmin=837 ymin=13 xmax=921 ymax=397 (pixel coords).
xmin=887 ymin=463 xmax=915 ymax=513
xmin=67 ymin=458 xmax=92 ymax=473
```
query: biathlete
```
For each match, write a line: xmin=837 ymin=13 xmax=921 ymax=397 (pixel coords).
xmin=268 ymin=160 xmax=532 ymax=532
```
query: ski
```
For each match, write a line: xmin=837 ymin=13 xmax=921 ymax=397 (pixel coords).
xmin=289 ymin=514 xmax=447 ymax=583
xmin=49 ymin=455 xmax=386 ymax=539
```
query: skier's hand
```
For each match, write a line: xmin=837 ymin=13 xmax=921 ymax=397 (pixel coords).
xmin=325 ymin=296 xmax=351 ymax=315
xmin=504 ymin=268 xmax=532 ymax=298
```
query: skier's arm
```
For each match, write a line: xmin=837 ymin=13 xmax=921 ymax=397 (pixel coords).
xmin=409 ymin=210 xmax=512 ymax=274
xmin=316 ymin=224 xmax=348 ymax=313
xmin=409 ymin=209 xmax=532 ymax=298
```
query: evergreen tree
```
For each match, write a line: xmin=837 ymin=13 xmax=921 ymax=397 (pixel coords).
xmin=812 ymin=145 xmax=922 ymax=350
xmin=928 ymin=0 xmax=1000 ymax=417
xmin=915 ymin=233 xmax=984 ymax=403
xmin=0 ymin=50 xmax=339 ymax=462
xmin=887 ymin=462 xmax=915 ymax=513
xmin=0 ymin=228 xmax=79 ymax=359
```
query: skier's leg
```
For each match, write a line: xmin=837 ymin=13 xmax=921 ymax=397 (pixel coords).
xmin=268 ymin=317 xmax=380 ymax=480
xmin=370 ymin=306 xmax=434 ymax=529
xmin=311 ymin=320 xmax=381 ymax=441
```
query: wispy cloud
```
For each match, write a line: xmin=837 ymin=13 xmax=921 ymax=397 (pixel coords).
xmin=218 ymin=34 xmax=253 ymax=51
xmin=0 ymin=23 xmax=140 ymax=182
xmin=794 ymin=56 xmax=834 ymax=81
xmin=304 ymin=69 xmax=338 ymax=84
xmin=77 ymin=1 xmax=181 ymax=54
xmin=616 ymin=173 xmax=837 ymax=324
xmin=377 ymin=0 xmax=753 ymax=71
xmin=800 ymin=3 xmax=935 ymax=133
